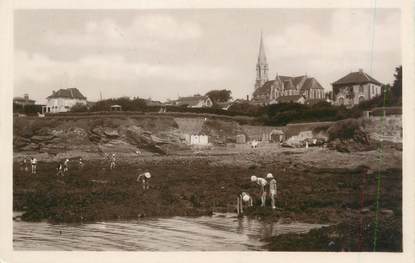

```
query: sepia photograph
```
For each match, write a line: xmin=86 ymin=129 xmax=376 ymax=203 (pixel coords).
xmin=1 ymin=2 xmax=410 ymax=258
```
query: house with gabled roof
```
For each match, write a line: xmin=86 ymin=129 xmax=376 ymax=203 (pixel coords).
xmin=171 ymin=95 xmax=213 ymax=108
xmin=332 ymin=69 xmax=383 ymax=107
xmin=251 ymin=33 xmax=325 ymax=105
xmin=42 ymin=88 xmax=87 ymax=113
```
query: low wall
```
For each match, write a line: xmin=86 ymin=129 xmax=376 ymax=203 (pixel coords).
xmin=364 ymin=115 xmax=402 ymax=143
xmin=174 ymin=117 xmax=205 ymax=135
xmin=241 ymin=125 xmax=283 ymax=141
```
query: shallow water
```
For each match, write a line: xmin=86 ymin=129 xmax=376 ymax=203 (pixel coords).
xmin=13 ymin=212 xmax=325 ymax=251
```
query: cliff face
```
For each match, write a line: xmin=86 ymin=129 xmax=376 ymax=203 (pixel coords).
xmin=13 ymin=116 xmax=186 ymax=156
xmin=13 ymin=115 xmax=247 ymax=157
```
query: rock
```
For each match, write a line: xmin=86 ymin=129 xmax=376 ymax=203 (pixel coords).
xmin=103 ymin=128 xmax=119 ymax=138
xmin=31 ymin=135 xmax=56 ymax=142
xmin=91 ymin=127 xmax=104 ymax=136
xmin=13 ymin=136 xmax=31 ymax=148
xmin=21 ymin=143 xmax=39 ymax=151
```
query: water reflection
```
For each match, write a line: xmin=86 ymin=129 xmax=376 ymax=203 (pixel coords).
xmin=13 ymin=212 xmax=325 ymax=251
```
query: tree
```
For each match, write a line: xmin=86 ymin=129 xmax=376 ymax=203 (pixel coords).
xmin=392 ymin=65 xmax=402 ymax=98
xmin=205 ymin=89 xmax=232 ymax=103
xmin=70 ymin=103 xmax=89 ymax=112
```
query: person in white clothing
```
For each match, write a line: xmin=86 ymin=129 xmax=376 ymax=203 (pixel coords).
xmin=31 ymin=157 xmax=37 ymax=175
xmin=267 ymin=173 xmax=277 ymax=209
xmin=236 ymin=192 xmax=253 ymax=215
xmin=63 ymin=159 xmax=70 ymax=172
xmin=137 ymin=172 xmax=151 ymax=190
xmin=251 ymin=175 xmax=268 ymax=207
xmin=56 ymin=163 xmax=65 ymax=176
xmin=110 ymin=154 xmax=117 ymax=170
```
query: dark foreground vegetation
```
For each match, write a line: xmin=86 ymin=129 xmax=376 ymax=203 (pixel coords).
xmin=264 ymin=216 xmax=401 ymax=252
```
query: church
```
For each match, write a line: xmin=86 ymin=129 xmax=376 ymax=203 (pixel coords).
xmin=251 ymin=33 xmax=325 ymax=105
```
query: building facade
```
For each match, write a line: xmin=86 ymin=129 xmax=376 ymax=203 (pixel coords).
xmin=43 ymin=88 xmax=87 ymax=113
xmin=171 ymin=95 xmax=213 ymax=108
xmin=252 ymin=33 xmax=325 ymax=105
xmin=332 ymin=69 xmax=383 ymax=107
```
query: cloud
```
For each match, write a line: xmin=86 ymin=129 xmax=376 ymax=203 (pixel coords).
xmin=266 ymin=10 xmax=399 ymax=64
xmin=43 ymin=15 xmax=202 ymax=50
xmin=14 ymin=50 xmax=234 ymax=90
xmin=262 ymin=9 xmax=400 ymax=89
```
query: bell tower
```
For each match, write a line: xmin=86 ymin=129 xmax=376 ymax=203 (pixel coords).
xmin=255 ymin=31 xmax=269 ymax=90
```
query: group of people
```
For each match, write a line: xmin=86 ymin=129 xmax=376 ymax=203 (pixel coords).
xmin=237 ymin=172 xmax=278 ymax=215
xmin=103 ymin=151 xmax=151 ymax=191
xmin=20 ymin=156 xmax=87 ymax=176
xmin=55 ymin=158 xmax=84 ymax=176
xmin=103 ymin=153 xmax=118 ymax=170
xmin=20 ymin=157 xmax=38 ymax=175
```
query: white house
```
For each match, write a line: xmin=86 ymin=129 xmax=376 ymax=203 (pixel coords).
xmin=42 ymin=88 xmax=87 ymax=113
xmin=172 ymin=95 xmax=213 ymax=108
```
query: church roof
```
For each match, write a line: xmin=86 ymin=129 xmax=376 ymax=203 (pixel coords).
xmin=283 ymin=79 xmax=296 ymax=90
xmin=253 ymin=81 xmax=274 ymax=97
xmin=301 ymin=78 xmax=324 ymax=92
xmin=278 ymin=75 xmax=306 ymax=87
xmin=47 ymin=88 xmax=87 ymax=100
xmin=332 ymin=70 xmax=382 ymax=86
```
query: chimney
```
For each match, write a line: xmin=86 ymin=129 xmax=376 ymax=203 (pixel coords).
xmin=246 ymin=95 xmax=249 ymax=101
xmin=24 ymin=93 xmax=29 ymax=101
xmin=359 ymin=68 xmax=363 ymax=73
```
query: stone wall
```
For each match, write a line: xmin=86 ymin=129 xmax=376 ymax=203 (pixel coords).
xmin=364 ymin=115 xmax=402 ymax=143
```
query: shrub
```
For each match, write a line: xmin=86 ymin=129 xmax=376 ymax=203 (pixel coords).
xmin=70 ymin=103 xmax=89 ymax=112
xmin=327 ymin=118 xmax=363 ymax=141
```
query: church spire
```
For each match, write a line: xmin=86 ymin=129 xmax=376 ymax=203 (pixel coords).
xmin=255 ymin=31 xmax=269 ymax=90
xmin=257 ymin=31 xmax=267 ymax=65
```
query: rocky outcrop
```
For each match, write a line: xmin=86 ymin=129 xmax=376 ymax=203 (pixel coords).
xmin=13 ymin=117 xmax=186 ymax=156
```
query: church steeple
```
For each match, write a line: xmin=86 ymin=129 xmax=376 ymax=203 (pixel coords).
xmin=255 ymin=31 xmax=269 ymax=90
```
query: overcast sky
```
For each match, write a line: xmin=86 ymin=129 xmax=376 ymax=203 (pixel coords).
xmin=14 ymin=9 xmax=401 ymax=104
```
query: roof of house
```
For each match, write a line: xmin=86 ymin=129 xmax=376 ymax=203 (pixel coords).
xmin=175 ymin=95 xmax=210 ymax=107
xmin=276 ymin=95 xmax=305 ymax=103
xmin=13 ymin=97 xmax=35 ymax=102
xmin=332 ymin=70 xmax=383 ymax=86
xmin=47 ymin=88 xmax=87 ymax=100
